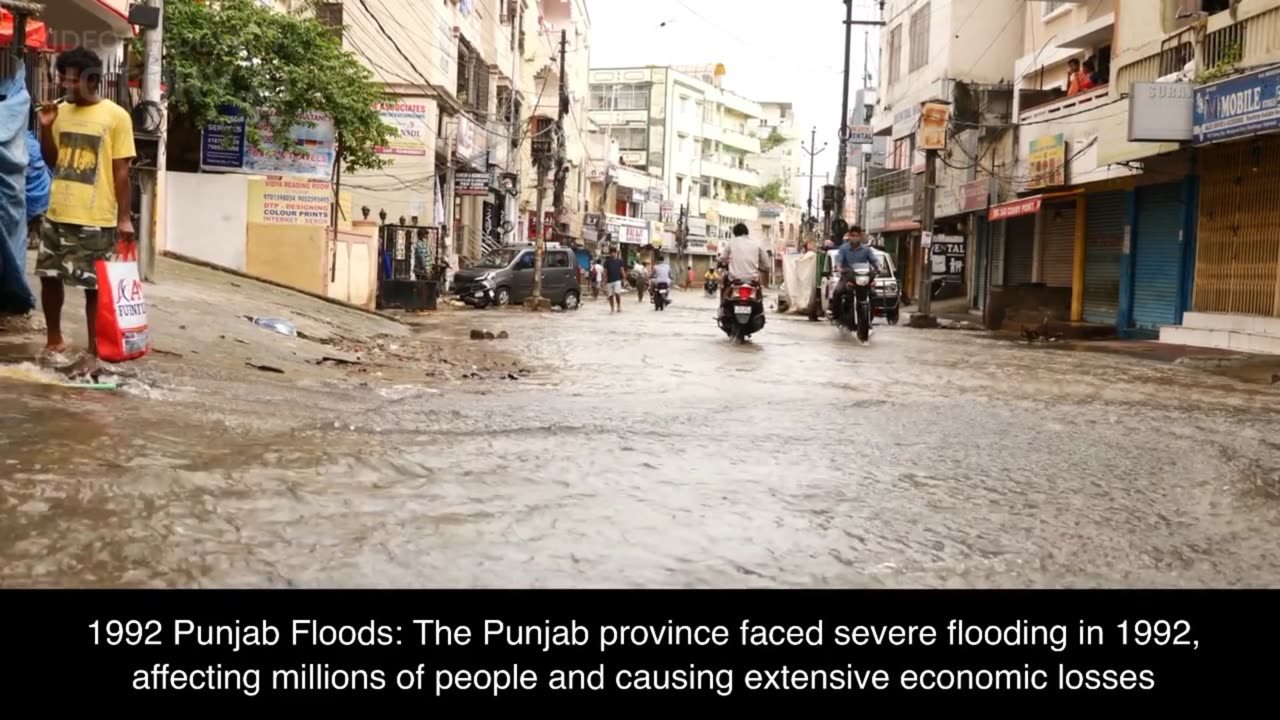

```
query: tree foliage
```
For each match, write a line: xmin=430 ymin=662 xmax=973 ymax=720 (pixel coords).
xmin=163 ymin=0 xmax=393 ymax=171
xmin=759 ymin=127 xmax=786 ymax=153
xmin=753 ymin=179 xmax=790 ymax=204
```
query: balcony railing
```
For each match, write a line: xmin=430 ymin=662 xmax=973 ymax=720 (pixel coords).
xmin=1118 ymin=6 xmax=1280 ymax=93
xmin=867 ymin=167 xmax=911 ymax=199
xmin=1019 ymin=85 xmax=1110 ymax=124
xmin=701 ymin=160 xmax=761 ymax=188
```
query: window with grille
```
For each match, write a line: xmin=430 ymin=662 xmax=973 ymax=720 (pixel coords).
xmin=612 ymin=127 xmax=647 ymax=151
xmin=909 ymin=4 xmax=930 ymax=73
xmin=315 ymin=2 xmax=343 ymax=39
xmin=456 ymin=37 xmax=489 ymax=121
xmin=887 ymin=24 xmax=903 ymax=84
xmin=588 ymin=84 xmax=649 ymax=111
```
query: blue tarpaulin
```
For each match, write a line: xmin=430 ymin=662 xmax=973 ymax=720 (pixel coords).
xmin=0 ymin=63 xmax=39 ymax=315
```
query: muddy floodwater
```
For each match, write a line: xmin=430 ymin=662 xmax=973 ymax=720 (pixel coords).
xmin=3 ymin=292 xmax=1280 ymax=587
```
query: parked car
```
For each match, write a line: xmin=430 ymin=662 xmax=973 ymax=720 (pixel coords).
xmin=451 ymin=244 xmax=582 ymax=309
xmin=870 ymin=249 xmax=902 ymax=325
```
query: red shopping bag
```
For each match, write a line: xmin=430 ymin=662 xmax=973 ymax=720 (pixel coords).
xmin=94 ymin=243 xmax=151 ymax=363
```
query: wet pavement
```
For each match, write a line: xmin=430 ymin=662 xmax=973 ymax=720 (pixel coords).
xmin=3 ymin=288 xmax=1280 ymax=588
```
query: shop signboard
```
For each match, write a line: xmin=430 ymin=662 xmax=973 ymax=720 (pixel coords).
xmin=1027 ymin=134 xmax=1066 ymax=190
xmin=930 ymin=234 xmax=965 ymax=279
xmin=455 ymin=172 xmax=490 ymax=196
xmin=865 ymin=196 xmax=887 ymax=232
xmin=200 ymin=106 xmax=336 ymax=180
xmin=1192 ymin=64 xmax=1280 ymax=145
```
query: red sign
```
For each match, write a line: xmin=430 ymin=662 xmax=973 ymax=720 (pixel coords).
xmin=527 ymin=211 xmax=555 ymax=241
xmin=988 ymin=196 xmax=1043 ymax=221
xmin=961 ymin=179 xmax=988 ymax=213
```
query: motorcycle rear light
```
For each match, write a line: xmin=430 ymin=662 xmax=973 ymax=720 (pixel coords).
xmin=737 ymin=286 xmax=752 ymax=300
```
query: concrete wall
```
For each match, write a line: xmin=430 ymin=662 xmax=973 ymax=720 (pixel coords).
xmin=165 ymin=172 xmax=251 ymax=272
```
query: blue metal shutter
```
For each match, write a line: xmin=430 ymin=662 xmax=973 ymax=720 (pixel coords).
xmin=1005 ymin=215 xmax=1036 ymax=286
xmin=1132 ymin=183 xmax=1184 ymax=331
xmin=1084 ymin=191 xmax=1126 ymax=324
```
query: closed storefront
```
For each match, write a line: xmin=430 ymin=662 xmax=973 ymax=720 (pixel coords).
xmin=1131 ymin=182 xmax=1186 ymax=332
xmin=1039 ymin=201 xmax=1076 ymax=288
xmin=1005 ymin=215 xmax=1036 ymax=286
xmin=1084 ymin=191 xmax=1126 ymax=325
xmin=1193 ymin=136 xmax=1280 ymax=318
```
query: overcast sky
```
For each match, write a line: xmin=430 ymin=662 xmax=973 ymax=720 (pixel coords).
xmin=584 ymin=0 xmax=882 ymax=183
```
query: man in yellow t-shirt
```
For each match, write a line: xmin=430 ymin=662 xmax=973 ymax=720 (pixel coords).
xmin=35 ymin=47 xmax=136 ymax=362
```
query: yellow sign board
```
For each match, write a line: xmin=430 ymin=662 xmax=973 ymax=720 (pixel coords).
xmin=1027 ymin=134 xmax=1066 ymax=190
xmin=249 ymin=177 xmax=353 ymax=229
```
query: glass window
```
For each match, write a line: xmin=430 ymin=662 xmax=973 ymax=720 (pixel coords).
xmin=547 ymin=251 xmax=570 ymax=268
xmin=909 ymin=4 xmax=931 ymax=73
xmin=888 ymin=24 xmax=903 ymax=84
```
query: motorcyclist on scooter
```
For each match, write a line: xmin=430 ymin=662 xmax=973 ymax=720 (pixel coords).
xmin=718 ymin=223 xmax=770 ymax=317
xmin=829 ymin=226 xmax=878 ymax=320
xmin=650 ymin=256 xmax=673 ymax=302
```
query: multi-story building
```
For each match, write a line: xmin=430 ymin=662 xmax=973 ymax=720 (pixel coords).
xmin=516 ymin=0 xmax=592 ymax=248
xmin=971 ymin=0 xmax=1280 ymax=353
xmin=1100 ymin=0 xmax=1280 ymax=351
xmin=587 ymin=63 xmax=765 ymax=262
xmin=754 ymin=101 xmax=805 ymax=212
xmin=869 ymin=0 xmax=1024 ymax=312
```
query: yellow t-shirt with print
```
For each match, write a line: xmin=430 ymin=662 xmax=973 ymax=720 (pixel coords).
xmin=46 ymin=99 xmax=136 ymax=228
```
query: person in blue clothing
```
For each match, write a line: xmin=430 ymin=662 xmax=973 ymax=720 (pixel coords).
xmin=828 ymin=226 xmax=877 ymax=320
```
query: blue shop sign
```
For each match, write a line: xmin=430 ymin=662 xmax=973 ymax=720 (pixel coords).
xmin=1193 ymin=64 xmax=1280 ymax=145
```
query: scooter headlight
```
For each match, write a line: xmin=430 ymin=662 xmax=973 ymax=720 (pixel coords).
xmin=854 ymin=275 xmax=871 ymax=287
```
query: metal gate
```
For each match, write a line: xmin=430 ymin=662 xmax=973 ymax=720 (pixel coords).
xmin=1040 ymin=202 xmax=1076 ymax=288
xmin=1193 ymin=137 xmax=1280 ymax=317
xmin=377 ymin=223 xmax=439 ymax=310
xmin=1132 ymin=183 xmax=1185 ymax=331
xmin=1005 ymin=215 xmax=1036 ymax=286
xmin=1084 ymin=191 xmax=1126 ymax=324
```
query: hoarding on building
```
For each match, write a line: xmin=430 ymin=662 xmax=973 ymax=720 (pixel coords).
xmin=374 ymin=102 xmax=431 ymax=156
xmin=201 ymin=107 xmax=336 ymax=181
xmin=865 ymin=196 xmax=887 ymax=232
xmin=886 ymin=192 xmax=917 ymax=230
xmin=1192 ymin=64 xmax=1280 ymax=145
xmin=455 ymin=172 xmax=490 ymax=196
xmin=1027 ymin=134 xmax=1066 ymax=190
xmin=248 ymin=177 xmax=345 ymax=226
xmin=1129 ymin=82 xmax=1194 ymax=142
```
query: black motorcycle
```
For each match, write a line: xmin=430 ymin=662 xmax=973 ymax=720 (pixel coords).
xmin=651 ymin=281 xmax=670 ymax=311
xmin=704 ymin=278 xmax=718 ymax=297
xmin=832 ymin=262 xmax=875 ymax=343
xmin=718 ymin=280 xmax=766 ymax=342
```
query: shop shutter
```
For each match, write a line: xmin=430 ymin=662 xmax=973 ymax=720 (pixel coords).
xmin=1083 ymin=191 xmax=1126 ymax=324
xmin=1132 ymin=183 xmax=1184 ymax=331
xmin=1005 ymin=215 xmax=1035 ymax=286
xmin=1194 ymin=138 xmax=1280 ymax=317
xmin=1040 ymin=201 xmax=1076 ymax=288
xmin=990 ymin=218 xmax=1006 ymax=286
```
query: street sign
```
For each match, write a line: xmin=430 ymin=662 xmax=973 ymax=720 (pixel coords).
xmin=921 ymin=231 xmax=933 ymax=249
xmin=848 ymin=125 xmax=874 ymax=144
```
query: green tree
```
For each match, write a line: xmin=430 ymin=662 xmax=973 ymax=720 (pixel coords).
xmin=753 ymin=179 xmax=789 ymax=204
xmin=759 ymin=127 xmax=786 ymax=153
xmin=163 ymin=0 xmax=392 ymax=171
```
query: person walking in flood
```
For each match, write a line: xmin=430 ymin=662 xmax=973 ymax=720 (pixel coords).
xmin=35 ymin=47 xmax=135 ymax=366
xmin=603 ymin=248 xmax=627 ymax=313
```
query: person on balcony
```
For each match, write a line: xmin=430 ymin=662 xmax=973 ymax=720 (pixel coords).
xmin=1082 ymin=59 xmax=1102 ymax=89
xmin=1065 ymin=58 xmax=1082 ymax=96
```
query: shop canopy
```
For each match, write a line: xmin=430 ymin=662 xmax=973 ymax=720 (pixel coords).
xmin=987 ymin=190 xmax=1083 ymax=221
xmin=0 ymin=11 xmax=48 ymax=50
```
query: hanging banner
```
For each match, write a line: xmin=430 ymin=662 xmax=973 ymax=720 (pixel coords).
xmin=200 ymin=106 xmax=336 ymax=180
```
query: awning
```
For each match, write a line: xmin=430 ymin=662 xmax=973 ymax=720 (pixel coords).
xmin=988 ymin=190 xmax=1083 ymax=221
xmin=1 ymin=11 xmax=47 ymax=49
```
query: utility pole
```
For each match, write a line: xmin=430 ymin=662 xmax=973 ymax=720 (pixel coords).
xmin=800 ymin=127 xmax=826 ymax=237
xmin=834 ymin=0 xmax=855 ymax=243
xmin=915 ymin=147 xmax=938 ymax=322
xmin=137 ymin=0 xmax=164 ymax=282
xmin=551 ymin=30 xmax=568 ymax=243
xmin=835 ymin=1 xmax=886 ymax=242
xmin=530 ymin=30 xmax=567 ymax=310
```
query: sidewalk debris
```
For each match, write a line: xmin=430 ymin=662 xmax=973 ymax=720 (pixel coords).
xmin=252 ymin=317 xmax=298 ymax=337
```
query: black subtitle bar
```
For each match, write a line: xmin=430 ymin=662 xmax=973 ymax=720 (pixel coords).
xmin=4 ymin=591 xmax=1275 ymax=708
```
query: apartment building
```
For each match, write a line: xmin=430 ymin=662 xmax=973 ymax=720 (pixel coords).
xmin=508 ymin=0 xmax=592 ymax=249
xmin=755 ymin=102 xmax=805 ymax=213
xmin=869 ymin=0 xmax=1023 ymax=311
xmin=587 ymin=64 xmax=765 ymax=256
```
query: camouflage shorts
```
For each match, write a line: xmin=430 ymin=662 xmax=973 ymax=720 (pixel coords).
xmin=35 ymin=220 xmax=117 ymax=289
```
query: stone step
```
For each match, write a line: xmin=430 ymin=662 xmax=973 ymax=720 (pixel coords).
xmin=1180 ymin=311 xmax=1280 ymax=335
xmin=1159 ymin=325 xmax=1280 ymax=355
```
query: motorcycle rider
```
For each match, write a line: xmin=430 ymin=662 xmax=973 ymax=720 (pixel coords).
xmin=829 ymin=226 xmax=878 ymax=322
xmin=650 ymin=255 xmax=673 ymax=304
xmin=718 ymin=223 xmax=770 ymax=317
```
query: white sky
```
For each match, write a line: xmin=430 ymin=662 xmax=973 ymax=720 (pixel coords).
xmin=584 ymin=0 xmax=883 ymax=184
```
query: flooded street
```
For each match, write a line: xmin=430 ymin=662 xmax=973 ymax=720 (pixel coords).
xmin=3 ymin=290 xmax=1280 ymax=588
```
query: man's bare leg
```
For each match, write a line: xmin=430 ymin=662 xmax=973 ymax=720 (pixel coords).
xmin=40 ymin=278 xmax=67 ymax=352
